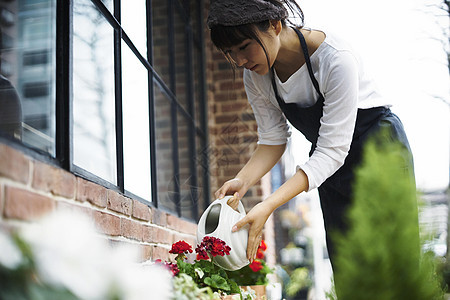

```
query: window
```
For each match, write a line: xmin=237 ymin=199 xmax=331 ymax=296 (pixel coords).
xmin=0 ymin=0 xmax=209 ymax=220
xmin=0 ymin=0 xmax=56 ymax=153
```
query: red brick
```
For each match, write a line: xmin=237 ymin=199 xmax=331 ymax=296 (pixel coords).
xmin=132 ymin=200 xmax=151 ymax=221
xmin=56 ymin=201 xmax=92 ymax=218
xmin=152 ymin=245 xmax=170 ymax=262
xmin=107 ymin=191 xmax=131 ymax=216
xmin=32 ymin=161 xmax=76 ymax=199
xmin=152 ymin=226 xmax=173 ymax=245
xmin=141 ymin=245 xmax=153 ymax=262
xmin=143 ymin=225 xmax=154 ymax=243
xmin=3 ymin=186 xmax=54 ymax=221
xmin=0 ymin=144 xmax=30 ymax=184
xmin=152 ymin=209 xmax=167 ymax=226
xmin=93 ymin=211 xmax=120 ymax=236
xmin=121 ymin=218 xmax=143 ymax=241
xmin=167 ymin=214 xmax=197 ymax=235
xmin=76 ymin=178 xmax=107 ymax=208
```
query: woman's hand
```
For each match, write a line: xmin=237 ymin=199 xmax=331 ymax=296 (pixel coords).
xmin=231 ymin=200 xmax=274 ymax=262
xmin=215 ymin=178 xmax=248 ymax=210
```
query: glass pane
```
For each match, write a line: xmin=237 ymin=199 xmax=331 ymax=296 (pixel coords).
xmin=151 ymin=0 xmax=170 ymax=84
xmin=0 ymin=0 xmax=56 ymax=154
xmin=100 ymin=0 xmax=113 ymax=14
xmin=121 ymin=0 xmax=146 ymax=57
xmin=173 ymin=4 xmax=188 ymax=111
xmin=193 ymin=46 xmax=203 ymax=129
xmin=122 ymin=41 xmax=151 ymax=201
xmin=73 ymin=0 xmax=116 ymax=183
xmin=196 ymin=132 xmax=209 ymax=218
xmin=177 ymin=112 xmax=197 ymax=219
xmin=153 ymin=81 xmax=175 ymax=211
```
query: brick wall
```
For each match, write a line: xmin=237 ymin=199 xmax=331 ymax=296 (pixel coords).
xmin=0 ymin=143 xmax=197 ymax=263
xmin=0 ymin=0 xmax=277 ymax=271
xmin=203 ymin=0 xmax=277 ymax=266
xmin=204 ymin=25 xmax=264 ymax=210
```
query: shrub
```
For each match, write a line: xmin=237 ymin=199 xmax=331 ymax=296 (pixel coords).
xmin=332 ymin=134 xmax=444 ymax=300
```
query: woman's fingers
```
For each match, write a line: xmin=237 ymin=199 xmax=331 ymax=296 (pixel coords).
xmin=226 ymin=192 xmax=240 ymax=210
xmin=215 ymin=178 xmax=244 ymax=199
xmin=247 ymin=230 xmax=262 ymax=262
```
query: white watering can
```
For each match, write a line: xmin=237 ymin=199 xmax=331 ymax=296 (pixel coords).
xmin=197 ymin=195 xmax=249 ymax=271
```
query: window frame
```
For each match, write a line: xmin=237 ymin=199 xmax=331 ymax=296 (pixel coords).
xmin=0 ymin=0 xmax=210 ymax=220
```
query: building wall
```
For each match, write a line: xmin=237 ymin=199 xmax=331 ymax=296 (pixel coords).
xmin=0 ymin=0 xmax=275 ymax=267
xmin=203 ymin=0 xmax=276 ymax=265
xmin=0 ymin=143 xmax=197 ymax=263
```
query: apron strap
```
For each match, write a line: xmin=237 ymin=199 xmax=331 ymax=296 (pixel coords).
xmin=271 ymin=27 xmax=324 ymax=105
xmin=294 ymin=28 xmax=324 ymax=99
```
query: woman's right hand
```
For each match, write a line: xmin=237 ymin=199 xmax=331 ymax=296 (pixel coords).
xmin=215 ymin=178 xmax=247 ymax=210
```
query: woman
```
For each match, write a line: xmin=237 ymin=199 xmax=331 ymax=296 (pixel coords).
xmin=208 ymin=0 xmax=414 ymax=268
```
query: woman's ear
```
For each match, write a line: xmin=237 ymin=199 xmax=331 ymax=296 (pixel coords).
xmin=269 ymin=20 xmax=282 ymax=35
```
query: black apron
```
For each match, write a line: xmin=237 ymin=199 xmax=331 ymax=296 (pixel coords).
xmin=271 ymin=28 xmax=413 ymax=264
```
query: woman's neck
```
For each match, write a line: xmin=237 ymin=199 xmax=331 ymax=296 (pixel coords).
xmin=273 ymin=27 xmax=325 ymax=83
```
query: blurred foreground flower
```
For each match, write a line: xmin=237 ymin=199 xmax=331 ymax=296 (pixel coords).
xmin=0 ymin=208 xmax=172 ymax=300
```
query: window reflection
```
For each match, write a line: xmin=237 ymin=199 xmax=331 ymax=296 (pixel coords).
xmin=0 ymin=0 xmax=56 ymax=154
xmin=73 ymin=0 xmax=116 ymax=183
xmin=122 ymin=41 xmax=151 ymax=201
xmin=121 ymin=0 xmax=147 ymax=57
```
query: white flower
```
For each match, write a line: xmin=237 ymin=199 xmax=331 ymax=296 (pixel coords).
xmin=115 ymin=263 xmax=173 ymax=300
xmin=0 ymin=229 xmax=22 ymax=269
xmin=195 ymin=267 xmax=204 ymax=279
xmin=20 ymin=209 xmax=111 ymax=299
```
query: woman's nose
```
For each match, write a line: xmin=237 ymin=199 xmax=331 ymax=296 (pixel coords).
xmin=234 ymin=53 xmax=247 ymax=67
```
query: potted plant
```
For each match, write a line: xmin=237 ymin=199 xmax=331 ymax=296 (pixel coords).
xmin=225 ymin=240 xmax=273 ymax=298
xmin=157 ymin=237 xmax=257 ymax=299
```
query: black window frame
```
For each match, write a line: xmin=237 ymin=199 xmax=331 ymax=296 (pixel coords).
xmin=0 ymin=0 xmax=210 ymax=221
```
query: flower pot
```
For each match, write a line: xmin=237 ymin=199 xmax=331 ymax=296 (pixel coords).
xmin=242 ymin=285 xmax=267 ymax=299
xmin=221 ymin=294 xmax=240 ymax=300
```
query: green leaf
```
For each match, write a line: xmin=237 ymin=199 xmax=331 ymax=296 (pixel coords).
xmin=204 ymin=274 xmax=230 ymax=291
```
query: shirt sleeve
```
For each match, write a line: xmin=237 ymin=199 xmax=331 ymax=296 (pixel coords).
xmin=299 ymin=50 xmax=359 ymax=191
xmin=243 ymin=70 xmax=291 ymax=145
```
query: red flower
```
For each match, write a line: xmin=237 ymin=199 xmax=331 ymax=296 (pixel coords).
xmin=196 ymin=249 xmax=209 ymax=260
xmin=259 ymin=240 xmax=267 ymax=252
xmin=249 ymin=260 xmax=263 ymax=272
xmin=256 ymin=248 xmax=264 ymax=259
xmin=195 ymin=236 xmax=231 ymax=258
xmin=169 ymin=240 xmax=193 ymax=255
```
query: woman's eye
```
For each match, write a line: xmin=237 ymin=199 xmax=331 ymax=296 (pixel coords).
xmin=239 ymin=44 xmax=249 ymax=51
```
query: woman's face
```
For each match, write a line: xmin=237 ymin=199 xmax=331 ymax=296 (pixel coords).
xmin=223 ymin=28 xmax=279 ymax=75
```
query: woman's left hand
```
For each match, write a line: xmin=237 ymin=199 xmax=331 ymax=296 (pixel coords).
xmin=232 ymin=200 xmax=274 ymax=262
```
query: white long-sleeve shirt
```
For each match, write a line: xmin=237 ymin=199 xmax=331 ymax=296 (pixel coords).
xmin=243 ymin=30 xmax=390 ymax=191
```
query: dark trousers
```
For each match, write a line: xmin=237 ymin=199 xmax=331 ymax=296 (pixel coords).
xmin=317 ymin=107 xmax=414 ymax=266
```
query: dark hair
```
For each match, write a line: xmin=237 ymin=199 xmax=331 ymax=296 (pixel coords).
xmin=210 ymin=0 xmax=304 ymax=69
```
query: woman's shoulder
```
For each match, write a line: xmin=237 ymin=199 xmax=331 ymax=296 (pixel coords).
xmin=309 ymin=29 xmax=360 ymax=72
xmin=312 ymin=29 xmax=359 ymax=58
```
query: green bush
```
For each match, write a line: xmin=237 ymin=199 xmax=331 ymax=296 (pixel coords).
xmin=332 ymin=134 xmax=444 ymax=300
